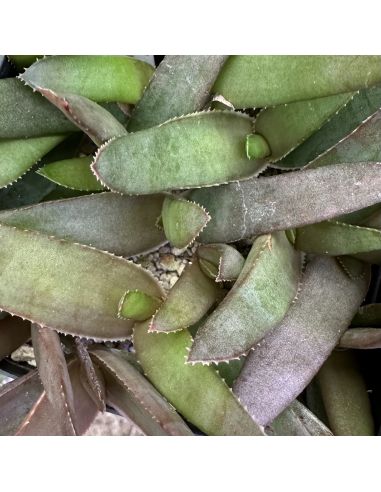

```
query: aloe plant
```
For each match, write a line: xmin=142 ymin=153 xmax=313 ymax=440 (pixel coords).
xmin=1 ymin=54 xmax=381 ymax=436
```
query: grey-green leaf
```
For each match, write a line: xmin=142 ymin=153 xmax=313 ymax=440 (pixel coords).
xmin=190 ymin=162 xmax=381 ymax=244
xmin=0 ymin=135 xmax=66 ymax=188
xmin=92 ymin=111 xmax=266 ymax=194
xmin=0 ymin=224 xmax=164 ymax=341
xmin=189 ymin=232 xmax=302 ymax=362
xmin=0 ymin=78 xmax=76 ymax=138
xmin=0 ymin=192 xmax=166 ymax=257
xmin=233 ymin=256 xmax=370 ymax=426
xmin=129 ymin=55 xmax=228 ymax=131
xmin=279 ymin=86 xmax=381 ymax=169
xmin=213 ymin=55 xmax=381 ymax=107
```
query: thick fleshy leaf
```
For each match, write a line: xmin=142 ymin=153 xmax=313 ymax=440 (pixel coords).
xmin=189 ymin=232 xmax=302 ymax=362
xmin=118 ymin=290 xmax=163 ymax=321
xmin=16 ymin=359 xmax=100 ymax=436
xmin=295 ymin=220 xmax=381 ymax=258
xmin=213 ymin=55 xmax=381 ymax=107
xmin=0 ymin=316 xmax=31 ymax=360
xmin=0 ymin=135 xmax=66 ymax=188
xmin=338 ymin=328 xmax=381 ymax=349
xmin=0 ymin=370 xmax=42 ymax=436
xmin=351 ymin=304 xmax=381 ymax=327
xmin=308 ymin=110 xmax=381 ymax=168
xmin=150 ymin=260 xmax=222 ymax=333
xmin=90 ymin=347 xmax=193 ymax=436
xmin=20 ymin=55 xmax=154 ymax=104
xmin=0 ymin=78 xmax=76 ymax=138
xmin=267 ymin=400 xmax=333 ymax=436
xmin=75 ymin=338 xmax=105 ymax=412
xmin=233 ymin=256 xmax=370 ymax=426
xmin=190 ymin=162 xmax=381 ymax=244
xmin=162 ymin=195 xmax=210 ymax=249
xmin=255 ymin=92 xmax=352 ymax=163
xmin=316 ymin=350 xmax=374 ymax=435
xmin=92 ymin=111 xmax=266 ymax=195
xmin=197 ymin=243 xmax=245 ymax=282
xmin=0 ymin=192 xmax=166 ymax=257
xmin=133 ymin=321 xmax=265 ymax=436
xmin=36 ymin=89 xmax=128 ymax=146
xmin=0 ymin=224 xmax=164 ymax=341
xmin=37 ymin=156 xmax=104 ymax=191
xmin=277 ymin=87 xmax=381 ymax=169
xmin=31 ymin=324 xmax=77 ymax=435
xmin=129 ymin=55 xmax=228 ymax=131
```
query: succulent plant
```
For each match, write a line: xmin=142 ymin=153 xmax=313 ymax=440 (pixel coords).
xmin=1 ymin=54 xmax=381 ymax=436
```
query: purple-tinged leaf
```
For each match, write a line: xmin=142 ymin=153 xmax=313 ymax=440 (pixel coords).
xmin=338 ymin=328 xmax=381 ymax=349
xmin=233 ymin=256 xmax=370 ymax=426
xmin=190 ymin=162 xmax=381 ymax=243
xmin=0 ymin=192 xmax=166 ymax=257
xmin=91 ymin=347 xmax=193 ymax=436
xmin=31 ymin=324 xmax=77 ymax=435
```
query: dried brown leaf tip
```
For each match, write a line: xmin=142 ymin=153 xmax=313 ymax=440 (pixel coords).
xmin=1 ymin=55 xmax=381 ymax=435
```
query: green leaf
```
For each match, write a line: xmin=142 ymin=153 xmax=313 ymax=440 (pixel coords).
xmin=36 ymin=89 xmax=128 ymax=146
xmin=278 ymin=86 xmax=381 ymax=169
xmin=189 ymin=232 xmax=302 ymax=362
xmin=308 ymin=109 xmax=381 ymax=168
xmin=338 ymin=328 xmax=381 ymax=349
xmin=316 ymin=350 xmax=374 ymax=435
xmin=0 ymin=78 xmax=76 ymax=138
xmin=20 ymin=55 xmax=154 ymax=104
xmin=31 ymin=324 xmax=77 ymax=435
xmin=118 ymin=290 xmax=162 ymax=321
xmin=90 ymin=347 xmax=193 ymax=436
xmin=0 ymin=316 xmax=31 ymax=361
xmin=133 ymin=321 xmax=265 ymax=436
xmin=267 ymin=400 xmax=333 ymax=436
xmin=162 ymin=195 xmax=210 ymax=249
xmin=92 ymin=111 xmax=266 ymax=195
xmin=129 ymin=55 xmax=228 ymax=131
xmin=0 ymin=192 xmax=166 ymax=257
xmin=37 ymin=156 xmax=104 ymax=191
xmin=149 ymin=259 xmax=222 ymax=333
xmin=197 ymin=243 xmax=245 ymax=282
xmin=190 ymin=162 xmax=381 ymax=244
xmin=233 ymin=255 xmax=370 ymax=426
xmin=255 ymin=92 xmax=353 ymax=163
xmin=0 ymin=224 xmax=164 ymax=341
xmin=295 ymin=220 xmax=381 ymax=258
xmin=213 ymin=55 xmax=381 ymax=107
xmin=0 ymin=135 xmax=66 ymax=188
xmin=246 ymin=133 xmax=271 ymax=159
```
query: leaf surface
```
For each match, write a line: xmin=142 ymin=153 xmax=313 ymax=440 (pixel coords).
xmin=0 ymin=224 xmax=164 ymax=340
xmin=233 ymin=256 xmax=370 ymax=426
